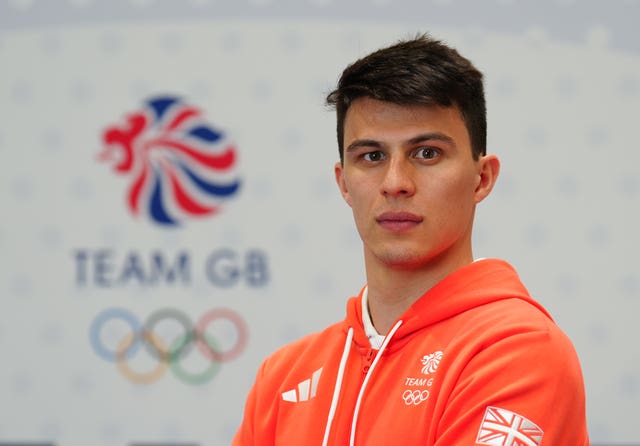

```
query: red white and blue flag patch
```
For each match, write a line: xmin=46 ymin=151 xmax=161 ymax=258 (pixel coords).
xmin=475 ymin=406 xmax=544 ymax=446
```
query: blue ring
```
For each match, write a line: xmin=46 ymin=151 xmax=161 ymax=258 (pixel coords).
xmin=89 ymin=307 xmax=142 ymax=362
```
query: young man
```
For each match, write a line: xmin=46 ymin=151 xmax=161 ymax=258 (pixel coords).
xmin=233 ymin=34 xmax=589 ymax=445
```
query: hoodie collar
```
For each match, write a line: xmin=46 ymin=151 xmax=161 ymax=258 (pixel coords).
xmin=345 ymin=258 xmax=550 ymax=349
xmin=361 ymin=288 xmax=385 ymax=349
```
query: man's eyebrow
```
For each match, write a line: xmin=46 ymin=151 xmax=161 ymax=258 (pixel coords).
xmin=407 ymin=132 xmax=455 ymax=145
xmin=345 ymin=132 xmax=455 ymax=153
xmin=345 ymin=139 xmax=383 ymax=153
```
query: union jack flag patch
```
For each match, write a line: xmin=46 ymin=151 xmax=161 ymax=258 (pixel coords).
xmin=475 ymin=406 xmax=544 ymax=446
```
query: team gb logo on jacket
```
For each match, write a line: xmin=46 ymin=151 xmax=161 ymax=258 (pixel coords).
xmin=99 ymin=96 xmax=241 ymax=226
xmin=421 ymin=350 xmax=443 ymax=375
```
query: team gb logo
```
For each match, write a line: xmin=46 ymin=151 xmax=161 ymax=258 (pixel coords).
xmin=99 ymin=96 xmax=241 ymax=226
xmin=421 ymin=351 xmax=443 ymax=375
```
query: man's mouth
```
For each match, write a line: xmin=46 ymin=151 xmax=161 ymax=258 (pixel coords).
xmin=376 ymin=212 xmax=423 ymax=231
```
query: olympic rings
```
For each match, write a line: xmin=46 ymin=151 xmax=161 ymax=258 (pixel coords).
xmin=402 ymin=389 xmax=430 ymax=406
xmin=89 ymin=307 xmax=248 ymax=385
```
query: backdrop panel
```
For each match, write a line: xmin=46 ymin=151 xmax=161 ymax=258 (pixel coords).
xmin=1 ymin=2 xmax=638 ymax=445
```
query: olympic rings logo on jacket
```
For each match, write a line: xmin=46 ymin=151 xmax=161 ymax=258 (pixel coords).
xmin=402 ymin=389 xmax=430 ymax=406
xmin=89 ymin=307 xmax=248 ymax=385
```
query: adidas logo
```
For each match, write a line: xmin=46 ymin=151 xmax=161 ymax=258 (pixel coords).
xmin=281 ymin=368 xmax=323 ymax=402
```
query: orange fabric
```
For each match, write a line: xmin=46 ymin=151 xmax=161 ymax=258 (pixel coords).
xmin=233 ymin=259 xmax=589 ymax=445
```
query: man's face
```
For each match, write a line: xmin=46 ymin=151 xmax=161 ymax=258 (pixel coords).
xmin=335 ymin=97 xmax=498 ymax=271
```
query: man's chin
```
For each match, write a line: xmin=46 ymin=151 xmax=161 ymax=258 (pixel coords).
xmin=376 ymin=250 xmax=431 ymax=270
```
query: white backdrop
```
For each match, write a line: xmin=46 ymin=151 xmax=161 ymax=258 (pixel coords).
xmin=1 ymin=1 xmax=639 ymax=445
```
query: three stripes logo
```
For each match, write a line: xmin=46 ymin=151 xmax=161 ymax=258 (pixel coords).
xmin=281 ymin=368 xmax=322 ymax=403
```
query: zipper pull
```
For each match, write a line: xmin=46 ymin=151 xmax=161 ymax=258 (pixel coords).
xmin=362 ymin=349 xmax=375 ymax=374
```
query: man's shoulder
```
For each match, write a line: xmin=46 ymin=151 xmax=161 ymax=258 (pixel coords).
xmin=457 ymin=297 xmax=579 ymax=360
xmin=262 ymin=320 xmax=347 ymax=371
xmin=473 ymin=296 xmax=553 ymax=326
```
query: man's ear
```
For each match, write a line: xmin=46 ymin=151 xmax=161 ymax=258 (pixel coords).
xmin=334 ymin=162 xmax=352 ymax=207
xmin=474 ymin=154 xmax=500 ymax=204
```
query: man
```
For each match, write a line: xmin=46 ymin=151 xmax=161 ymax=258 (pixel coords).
xmin=233 ymin=34 xmax=588 ymax=445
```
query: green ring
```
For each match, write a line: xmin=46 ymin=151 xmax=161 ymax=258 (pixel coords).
xmin=170 ymin=331 xmax=222 ymax=385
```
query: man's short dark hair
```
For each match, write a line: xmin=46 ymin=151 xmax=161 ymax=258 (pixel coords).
xmin=326 ymin=34 xmax=486 ymax=162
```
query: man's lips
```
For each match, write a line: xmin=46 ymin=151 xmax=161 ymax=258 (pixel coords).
xmin=376 ymin=211 xmax=423 ymax=223
xmin=376 ymin=212 xmax=423 ymax=231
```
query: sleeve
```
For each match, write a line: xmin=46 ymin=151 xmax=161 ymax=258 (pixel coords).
xmin=434 ymin=327 xmax=589 ymax=445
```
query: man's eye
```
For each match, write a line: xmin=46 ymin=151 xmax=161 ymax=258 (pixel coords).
xmin=363 ymin=151 xmax=384 ymax=162
xmin=415 ymin=147 xmax=439 ymax=159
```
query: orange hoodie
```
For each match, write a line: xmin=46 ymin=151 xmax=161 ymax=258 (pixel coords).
xmin=233 ymin=259 xmax=589 ymax=445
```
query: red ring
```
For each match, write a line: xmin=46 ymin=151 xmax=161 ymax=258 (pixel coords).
xmin=195 ymin=308 xmax=248 ymax=362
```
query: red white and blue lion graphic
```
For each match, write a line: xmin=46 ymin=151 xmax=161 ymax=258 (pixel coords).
xmin=99 ymin=96 xmax=241 ymax=226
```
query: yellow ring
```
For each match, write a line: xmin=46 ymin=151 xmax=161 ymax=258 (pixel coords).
xmin=116 ymin=331 xmax=169 ymax=384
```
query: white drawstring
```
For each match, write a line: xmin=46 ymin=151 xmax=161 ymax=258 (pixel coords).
xmin=322 ymin=327 xmax=354 ymax=446
xmin=349 ymin=320 xmax=403 ymax=446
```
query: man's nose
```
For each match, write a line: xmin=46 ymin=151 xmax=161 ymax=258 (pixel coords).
xmin=380 ymin=158 xmax=416 ymax=198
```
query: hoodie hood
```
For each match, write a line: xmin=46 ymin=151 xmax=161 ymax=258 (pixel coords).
xmin=344 ymin=258 xmax=552 ymax=350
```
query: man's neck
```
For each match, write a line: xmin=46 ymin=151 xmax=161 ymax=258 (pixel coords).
xmin=364 ymin=252 xmax=473 ymax=335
